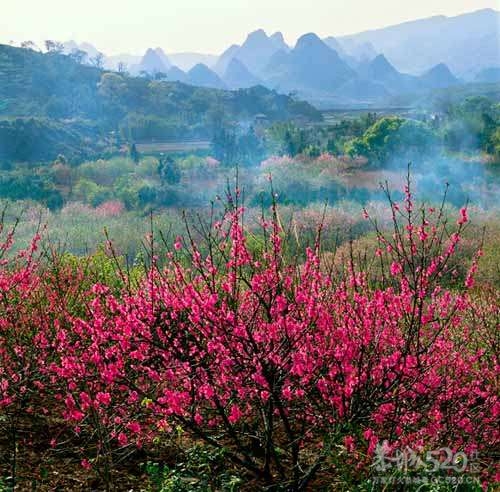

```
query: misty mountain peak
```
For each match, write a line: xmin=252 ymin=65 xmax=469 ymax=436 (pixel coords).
xmin=154 ymin=47 xmax=172 ymax=70
xmin=188 ymin=63 xmax=213 ymax=74
xmin=214 ymin=44 xmax=241 ymax=75
xmin=235 ymin=28 xmax=285 ymax=74
xmin=270 ymin=32 xmax=287 ymax=49
xmin=421 ymin=62 xmax=458 ymax=88
xmin=138 ymin=48 xmax=170 ymax=73
xmin=245 ymin=29 xmax=269 ymax=43
xmin=370 ymin=54 xmax=399 ymax=75
xmin=293 ymin=33 xmax=343 ymax=61
xmin=166 ymin=65 xmax=187 ymax=83
xmin=295 ymin=32 xmax=324 ymax=50
xmin=142 ymin=47 xmax=160 ymax=62
xmin=426 ymin=62 xmax=454 ymax=75
xmin=262 ymin=31 xmax=354 ymax=93
xmin=223 ymin=57 xmax=261 ymax=88
xmin=154 ymin=47 xmax=168 ymax=57
xmin=187 ymin=63 xmax=226 ymax=89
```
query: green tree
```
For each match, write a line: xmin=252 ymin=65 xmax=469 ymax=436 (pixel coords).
xmin=442 ymin=96 xmax=499 ymax=154
xmin=237 ymin=127 xmax=265 ymax=166
xmin=211 ymin=127 xmax=237 ymax=165
xmin=97 ymin=73 xmax=128 ymax=125
xmin=44 ymin=40 xmax=63 ymax=53
xmin=138 ymin=185 xmax=158 ymax=206
xmin=158 ymin=156 xmax=181 ymax=185
xmin=488 ymin=127 xmax=500 ymax=161
xmin=346 ymin=117 xmax=438 ymax=165
xmin=266 ymin=123 xmax=310 ymax=157
xmin=129 ymin=143 xmax=140 ymax=165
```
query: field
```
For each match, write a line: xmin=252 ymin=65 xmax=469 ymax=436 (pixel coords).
xmin=135 ymin=140 xmax=211 ymax=153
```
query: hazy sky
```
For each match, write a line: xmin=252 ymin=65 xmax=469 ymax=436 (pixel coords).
xmin=1 ymin=0 xmax=498 ymax=55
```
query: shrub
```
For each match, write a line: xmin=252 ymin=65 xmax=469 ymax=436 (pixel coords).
xmin=52 ymin=183 xmax=498 ymax=489
xmin=0 ymin=180 xmax=498 ymax=490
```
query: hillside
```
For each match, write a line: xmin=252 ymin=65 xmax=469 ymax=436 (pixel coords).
xmin=0 ymin=44 xmax=103 ymax=118
xmin=0 ymin=44 xmax=321 ymax=162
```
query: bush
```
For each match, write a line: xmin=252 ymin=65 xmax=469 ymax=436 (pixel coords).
xmin=0 ymin=181 xmax=498 ymax=490
xmin=78 ymin=157 xmax=135 ymax=187
xmin=346 ymin=117 xmax=438 ymax=165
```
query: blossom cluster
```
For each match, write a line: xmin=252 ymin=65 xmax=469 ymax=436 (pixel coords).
xmin=0 ymin=187 xmax=498 ymax=489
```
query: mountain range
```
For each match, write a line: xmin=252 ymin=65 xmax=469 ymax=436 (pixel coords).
xmin=59 ymin=8 xmax=499 ymax=107
xmin=337 ymin=8 xmax=500 ymax=76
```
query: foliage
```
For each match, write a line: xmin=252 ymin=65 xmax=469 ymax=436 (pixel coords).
xmin=0 ymin=182 xmax=498 ymax=490
xmin=266 ymin=122 xmax=312 ymax=157
xmin=0 ymin=117 xmax=102 ymax=163
xmin=147 ymin=445 xmax=243 ymax=492
xmin=441 ymin=96 xmax=500 ymax=157
xmin=0 ymin=164 xmax=64 ymax=210
xmin=129 ymin=143 xmax=140 ymax=165
xmin=0 ymin=44 xmax=321 ymax=163
xmin=158 ymin=156 xmax=181 ymax=185
xmin=212 ymin=126 xmax=266 ymax=167
xmin=345 ymin=117 xmax=439 ymax=165
xmin=211 ymin=127 xmax=238 ymax=165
